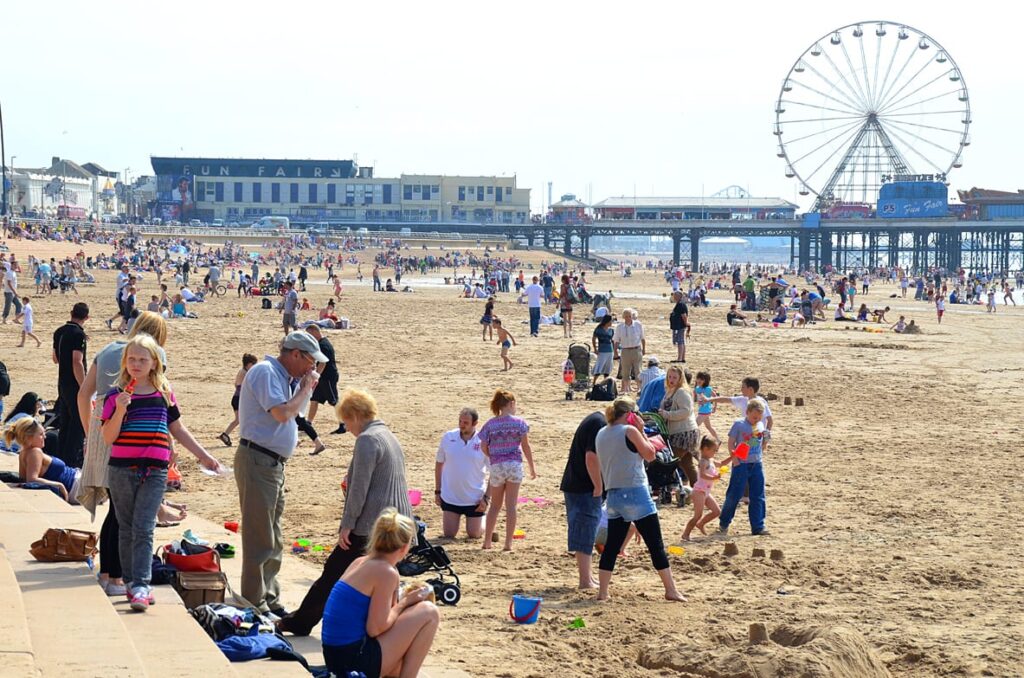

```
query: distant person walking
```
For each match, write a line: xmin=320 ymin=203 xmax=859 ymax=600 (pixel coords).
xmin=305 ymin=323 xmax=343 ymax=442
xmin=2 ymin=262 xmax=22 ymax=322
xmin=525 ymin=276 xmax=544 ymax=337
xmin=235 ymin=332 xmax=324 ymax=616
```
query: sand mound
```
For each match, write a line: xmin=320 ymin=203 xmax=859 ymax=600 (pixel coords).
xmin=638 ymin=623 xmax=890 ymax=678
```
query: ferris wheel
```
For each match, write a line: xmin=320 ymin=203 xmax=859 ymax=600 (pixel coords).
xmin=774 ymin=21 xmax=971 ymax=211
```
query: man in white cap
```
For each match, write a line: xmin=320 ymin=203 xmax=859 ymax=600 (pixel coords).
xmin=637 ymin=356 xmax=664 ymax=393
xmin=235 ymin=331 xmax=325 ymax=617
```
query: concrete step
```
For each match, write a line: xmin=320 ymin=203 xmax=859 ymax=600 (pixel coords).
xmin=0 ymin=547 xmax=38 ymax=678
xmin=0 ymin=483 xmax=147 ymax=677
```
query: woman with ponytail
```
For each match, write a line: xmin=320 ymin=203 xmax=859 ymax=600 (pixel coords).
xmin=321 ymin=507 xmax=440 ymax=678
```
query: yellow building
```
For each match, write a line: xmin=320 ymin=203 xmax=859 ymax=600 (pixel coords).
xmin=149 ymin=157 xmax=530 ymax=225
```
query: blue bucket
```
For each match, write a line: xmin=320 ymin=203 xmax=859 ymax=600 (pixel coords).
xmin=509 ymin=595 xmax=542 ymax=624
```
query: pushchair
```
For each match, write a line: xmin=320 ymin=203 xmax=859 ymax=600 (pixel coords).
xmin=564 ymin=343 xmax=592 ymax=400
xmin=397 ymin=519 xmax=462 ymax=605
xmin=641 ymin=413 xmax=689 ymax=508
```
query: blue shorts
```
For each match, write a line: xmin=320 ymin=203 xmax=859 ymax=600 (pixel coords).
xmin=564 ymin=492 xmax=602 ymax=553
xmin=605 ymin=485 xmax=658 ymax=523
xmin=672 ymin=329 xmax=686 ymax=346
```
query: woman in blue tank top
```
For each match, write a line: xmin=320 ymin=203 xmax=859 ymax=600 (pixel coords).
xmin=5 ymin=418 xmax=80 ymax=502
xmin=322 ymin=508 xmax=440 ymax=678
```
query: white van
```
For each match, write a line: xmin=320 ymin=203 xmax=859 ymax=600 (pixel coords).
xmin=356 ymin=227 xmax=369 ymax=235
xmin=251 ymin=216 xmax=290 ymax=230
xmin=399 ymin=227 xmax=412 ymax=235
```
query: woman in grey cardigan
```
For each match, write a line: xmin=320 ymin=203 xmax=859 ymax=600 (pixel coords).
xmin=658 ymin=365 xmax=699 ymax=487
xmin=279 ymin=388 xmax=412 ymax=636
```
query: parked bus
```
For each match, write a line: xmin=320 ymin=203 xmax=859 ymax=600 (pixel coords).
xmin=57 ymin=205 xmax=88 ymax=220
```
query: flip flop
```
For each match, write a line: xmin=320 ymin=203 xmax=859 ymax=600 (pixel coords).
xmin=213 ymin=543 xmax=235 ymax=558
xmin=156 ymin=521 xmax=180 ymax=528
xmin=218 ymin=433 xmax=232 ymax=447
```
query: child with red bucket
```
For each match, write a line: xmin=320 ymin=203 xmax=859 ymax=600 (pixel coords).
xmin=718 ymin=400 xmax=769 ymax=536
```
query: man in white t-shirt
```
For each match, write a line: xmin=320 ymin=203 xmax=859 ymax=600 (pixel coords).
xmin=2 ymin=264 xmax=21 ymax=322
xmin=525 ymin=276 xmax=545 ymax=337
xmin=434 ymin=408 xmax=487 ymax=538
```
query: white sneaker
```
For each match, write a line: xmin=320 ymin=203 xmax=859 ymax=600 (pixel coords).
xmin=105 ymin=581 xmax=128 ymax=597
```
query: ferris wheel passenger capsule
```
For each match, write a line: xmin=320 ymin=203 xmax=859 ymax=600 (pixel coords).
xmin=794 ymin=61 xmax=805 ymax=73
xmin=936 ymin=52 xmax=948 ymax=63
xmin=949 ymin=72 xmax=961 ymax=82
xmin=810 ymin=43 xmax=822 ymax=56
xmin=918 ymin=39 xmax=930 ymax=50
xmin=830 ymin=33 xmax=841 ymax=45
xmin=898 ymin=27 xmax=909 ymax=40
xmin=875 ymin=23 xmax=887 ymax=37
xmin=952 ymin=161 xmax=963 ymax=169
xmin=798 ymin=189 xmax=810 ymax=196
xmin=852 ymin=25 xmax=863 ymax=37
xmin=785 ymin=166 xmax=796 ymax=178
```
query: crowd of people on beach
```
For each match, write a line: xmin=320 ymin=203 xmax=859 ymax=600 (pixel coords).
xmin=1 ymin=219 xmax=1022 ymax=677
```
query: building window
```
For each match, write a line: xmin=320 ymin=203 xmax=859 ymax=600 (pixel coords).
xmin=327 ymin=184 xmax=336 ymax=204
xmin=403 ymin=185 xmax=412 ymax=200
xmin=383 ymin=184 xmax=392 ymax=204
xmin=234 ymin=182 xmax=243 ymax=202
xmin=477 ymin=186 xmax=484 ymax=201
xmin=290 ymin=183 xmax=299 ymax=203
xmin=309 ymin=184 xmax=317 ymax=203
xmin=432 ymin=185 xmax=439 ymax=194
xmin=253 ymin=182 xmax=262 ymax=203
xmin=487 ymin=186 xmax=493 ymax=195
xmin=506 ymin=186 xmax=512 ymax=196
xmin=458 ymin=186 xmax=466 ymax=201
xmin=215 ymin=182 xmax=225 ymax=202
xmin=271 ymin=183 xmax=280 ymax=202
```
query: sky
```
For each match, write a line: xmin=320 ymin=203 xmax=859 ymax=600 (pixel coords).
xmin=2 ymin=0 xmax=1020 ymax=213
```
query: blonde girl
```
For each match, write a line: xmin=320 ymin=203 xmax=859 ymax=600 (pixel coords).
xmin=478 ymin=389 xmax=536 ymax=551
xmin=101 ymin=334 xmax=222 ymax=612
xmin=6 ymin=418 xmax=79 ymax=503
xmin=321 ymin=508 xmax=440 ymax=678
xmin=681 ymin=437 xmax=723 ymax=540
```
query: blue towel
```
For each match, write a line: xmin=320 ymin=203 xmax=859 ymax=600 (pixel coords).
xmin=637 ymin=375 xmax=666 ymax=413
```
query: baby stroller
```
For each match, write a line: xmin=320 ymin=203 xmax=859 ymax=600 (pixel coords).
xmin=397 ymin=519 xmax=462 ymax=605
xmin=641 ymin=413 xmax=689 ymax=508
xmin=564 ymin=343 xmax=593 ymax=400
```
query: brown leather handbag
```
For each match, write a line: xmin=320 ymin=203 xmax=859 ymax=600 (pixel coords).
xmin=173 ymin=571 xmax=227 ymax=609
xmin=29 ymin=528 xmax=99 ymax=562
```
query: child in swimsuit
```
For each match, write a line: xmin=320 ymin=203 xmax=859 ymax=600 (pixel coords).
xmin=681 ymin=436 xmax=723 ymax=541
xmin=693 ymin=371 xmax=718 ymax=440
xmin=493 ymin=318 xmax=516 ymax=371
xmin=480 ymin=297 xmax=495 ymax=341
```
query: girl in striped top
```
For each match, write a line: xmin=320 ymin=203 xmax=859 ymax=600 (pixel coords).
xmin=101 ymin=334 xmax=223 ymax=611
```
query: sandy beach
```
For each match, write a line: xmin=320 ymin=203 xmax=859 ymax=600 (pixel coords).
xmin=3 ymin=237 xmax=1022 ymax=677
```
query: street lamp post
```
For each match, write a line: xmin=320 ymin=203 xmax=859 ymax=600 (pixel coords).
xmin=0 ymin=99 xmax=7 ymax=217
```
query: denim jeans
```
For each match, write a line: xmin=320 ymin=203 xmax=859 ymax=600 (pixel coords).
xmin=719 ymin=462 xmax=766 ymax=533
xmin=529 ymin=306 xmax=540 ymax=335
xmin=3 ymin=292 xmax=22 ymax=320
xmin=563 ymin=492 xmax=602 ymax=553
xmin=108 ymin=465 xmax=168 ymax=590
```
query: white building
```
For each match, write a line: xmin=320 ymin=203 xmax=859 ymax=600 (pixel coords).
xmin=8 ymin=157 xmax=121 ymax=218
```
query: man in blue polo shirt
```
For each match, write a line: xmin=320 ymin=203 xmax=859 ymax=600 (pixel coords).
xmin=235 ymin=332 xmax=324 ymax=617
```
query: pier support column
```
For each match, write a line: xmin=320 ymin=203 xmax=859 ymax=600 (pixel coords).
xmin=672 ymin=233 xmax=682 ymax=267
xmin=690 ymin=229 xmax=700 ymax=271
xmin=798 ymin=231 xmax=812 ymax=272
xmin=820 ymin=231 xmax=832 ymax=271
xmin=563 ymin=228 xmax=573 ymax=257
